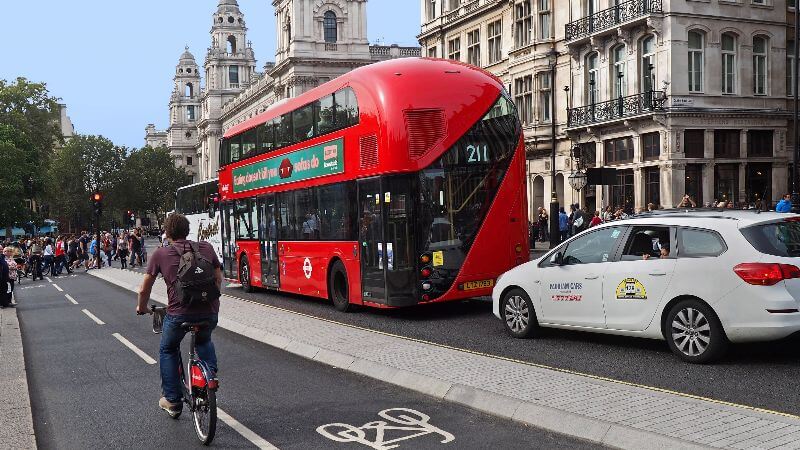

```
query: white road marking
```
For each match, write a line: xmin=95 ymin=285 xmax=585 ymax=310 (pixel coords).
xmin=81 ymin=309 xmax=105 ymax=325
xmin=45 ymin=277 xmax=52 ymax=283
xmin=53 ymin=284 xmax=64 ymax=292
xmin=65 ymin=294 xmax=78 ymax=305
xmin=111 ymin=333 xmax=156 ymax=365
xmin=226 ymin=283 xmax=242 ymax=288
xmin=217 ymin=408 xmax=279 ymax=449
xmin=317 ymin=408 xmax=454 ymax=449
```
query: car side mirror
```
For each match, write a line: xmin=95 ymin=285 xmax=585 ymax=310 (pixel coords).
xmin=550 ymin=251 xmax=564 ymax=266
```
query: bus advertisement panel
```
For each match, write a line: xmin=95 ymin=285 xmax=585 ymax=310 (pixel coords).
xmin=217 ymin=58 xmax=528 ymax=311
xmin=175 ymin=179 xmax=222 ymax=261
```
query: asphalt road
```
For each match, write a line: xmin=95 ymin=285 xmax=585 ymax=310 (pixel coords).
xmin=16 ymin=271 xmax=600 ymax=449
xmin=117 ymin=236 xmax=800 ymax=419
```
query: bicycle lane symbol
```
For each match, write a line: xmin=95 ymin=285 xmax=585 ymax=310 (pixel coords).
xmin=316 ymin=408 xmax=455 ymax=450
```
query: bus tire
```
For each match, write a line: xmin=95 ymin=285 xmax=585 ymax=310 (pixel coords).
xmin=328 ymin=260 xmax=351 ymax=312
xmin=240 ymin=258 xmax=253 ymax=293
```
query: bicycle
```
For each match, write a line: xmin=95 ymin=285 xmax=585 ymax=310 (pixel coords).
xmin=145 ymin=305 xmax=219 ymax=445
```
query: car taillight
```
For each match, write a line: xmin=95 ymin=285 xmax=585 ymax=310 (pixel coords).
xmin=733 ymin=263 xmax=800 ymax=286
xmin=420 ymin=267 xmax=432 ymax=278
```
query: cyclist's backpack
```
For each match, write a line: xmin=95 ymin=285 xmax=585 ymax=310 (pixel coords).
xmin=173 ymin=241 xmax=220 ymax=305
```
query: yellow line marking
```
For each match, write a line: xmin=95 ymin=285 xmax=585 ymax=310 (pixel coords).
xmin=219 ymin=292 xmax=800 ymax=421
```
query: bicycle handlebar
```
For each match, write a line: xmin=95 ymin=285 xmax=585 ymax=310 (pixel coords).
xmin=137 ymin=304 xmax=166 ymax=315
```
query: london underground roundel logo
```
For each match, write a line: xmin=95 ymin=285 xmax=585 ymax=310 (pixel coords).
xmin=303 ymin=257 xmax=312 ymax=279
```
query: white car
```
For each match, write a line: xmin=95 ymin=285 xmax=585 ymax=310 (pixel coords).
xmin=492 ymin=210 xmax=800 ymax=363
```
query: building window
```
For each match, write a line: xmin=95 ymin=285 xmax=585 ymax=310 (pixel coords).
xmin=644 ymin=167 xmax=660 ymax=208
xmin=515 ymin=1 xmax=532 ymax=48
xmin=586 ymin=53 xmax=599 ymax=104
xmin=448 ymin=37 xmax=461 ymax=61
xmin=324 ymin=11 xmax=337 ymax=43
xmin=714 ymin=164 xmax=739 ymax=205
xmin=427 ymin=0 xmax=436 ymax=20
xmin=685 ymin=164 xmax=703 ymax=205
xmin=746 ymin=163 xmax=771 ymax=207
xmin=186 ymin=156 xmax=193 ymax=166
xmin=229 ymin=65 xmax=239 ymax=88
xmin=611 ymin=45 xmax=626 ymax=99
xmin=604 ymin=137 xmax=634 ymax=165
xmin=467 ymin=29 xmax=481 ymax=66
xmin=747 ymin=130 xmax=773 ymax=157
xmin=714 ymin=129 xmax=740 ymax=158
xmin=448 ymin=0 xmax=460 ymax=10
xmin=611 ymin=169 xmax=634 ymax=212
xmin=788 ymin=40 xmax=795 ymax=97
xmin=538 ymin=0 xmax=551 ymax=40
xmin=721 ymin=33 xmax=737 ymax=94
xmin=227 ymin=36 xmax=237 ymax=54
xmin=753 ymin=36 xmax=768 ymax=95
xmin=642 ymin=132 xmax=660 ymax=161
xmin=487 ymin=20 xmax=502 ymax=64
xmin=186 ymin=105 xmax=196 ymax=121
xmin=538 ymin=72 xmax=552 ymax=123
xmin=428 ymin=46 xmax=437 ymax=58
xmin=185 ymin=82 xmax=194 ymax=97
xmin=640 ymin=35 xmax=656 ymax=93
xmin=684 ymin=129 xmax=705 ymax=158
xmin=514 ymin=75 xmax=533 ymax=125
xmin=688 ymin=31 xmax=704 ymax=92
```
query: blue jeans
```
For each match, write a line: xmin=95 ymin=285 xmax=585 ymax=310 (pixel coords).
xmin=159 ymin=313 xmax=218 ymax=403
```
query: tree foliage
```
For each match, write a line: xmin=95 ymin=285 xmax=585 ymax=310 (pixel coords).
xmin=118 ymin=146 xmax=189 ymax=217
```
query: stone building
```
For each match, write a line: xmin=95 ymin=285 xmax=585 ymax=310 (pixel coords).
xmin=147 ymin=0 xmax=420 ymax=183
xmin=144 ymin=124 xmax=167 ymax=149
xmin=167 ymin=48 xmax=203 ymax=180
xmin=419 ymin=0 xmax=792 ymax=218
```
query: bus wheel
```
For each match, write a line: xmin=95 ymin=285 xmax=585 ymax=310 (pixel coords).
xmin=328 ymin=260 xmax=350 ymax=312
xmin=240 ymin=258 xmax=253 ymax=293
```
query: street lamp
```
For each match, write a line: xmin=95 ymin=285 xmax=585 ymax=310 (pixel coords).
xmin=568 ymin=171 xmax=588 ymax=192
xmin=794 ymin=4 xmax=800 ymax=212
xmin=547 ymin=47 xmax=560 ymax=247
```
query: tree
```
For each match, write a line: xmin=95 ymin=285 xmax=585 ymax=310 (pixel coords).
xmin=118 ymin=146 xmax=188 ymax=221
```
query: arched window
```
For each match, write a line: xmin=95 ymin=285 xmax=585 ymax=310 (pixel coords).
xmin=324 ymin=11 xmax=337 ymax=43
xmin=611 ymin=45 xmax=626 ymax=99
xmin=753 ymin=35 xmax=768 ymax=95
xmin=721 ymin=33 xmax=737 ymax=94
xmin=640 ymin=36 xmax=656 ymax=93
xmin=227 ymin=35 xmax=237 ymax=54
xmin=586 ymin=53 xmax=599 ymax=104
xmin=185 ymin=82 xmax=194 ymax=97
xmin=688 ymin=31 xmax=705 ymax=92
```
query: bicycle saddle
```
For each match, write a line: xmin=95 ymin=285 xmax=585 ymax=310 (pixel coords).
xmin=181 ymin=321 xmax=210 ymax=331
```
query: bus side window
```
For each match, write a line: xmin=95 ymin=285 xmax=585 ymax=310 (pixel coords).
xmin=316 ymin=95 xmax=335 ymax=135
xmin=242 ymin=128 xmax=257 ymax=158
xmin=277 ymin=191 xmax=296 ymax=240
xmin=334 ymin=87 xmax=358 ymax=127
xmin=276 ymin=113 xmax=292 ymax=148
xmin=258 ymin=120 xmax=274 ymax=154
xmin=293 ymin=103 xmax=315 ymax=142
xmin=229 ymin=135 xmax=242 ymax=162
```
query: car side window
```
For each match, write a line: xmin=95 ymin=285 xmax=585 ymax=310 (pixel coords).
xmin=555 ymin=227 xmax=623 ymax=266
xmin=621 ymin=226 xmax=672 ymax=261
xmin=678 ymin=228 xmax=726 ymax=257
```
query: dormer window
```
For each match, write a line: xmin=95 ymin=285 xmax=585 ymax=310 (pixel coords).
xmin=324 ymin=11 xmax=337 ymax=43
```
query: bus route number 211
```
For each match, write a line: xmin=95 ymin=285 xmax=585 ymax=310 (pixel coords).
xmin=466 ymin=144 xmax=490 ymax=164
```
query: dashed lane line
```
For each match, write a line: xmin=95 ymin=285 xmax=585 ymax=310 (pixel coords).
xmin=111 ymin=333 xmax=156 ymax=365
xmin=53 ymin=284 xmax=63 ymax=292
xmin=64 ymin=294 xmax=78 ymax=305
xmin=45 ymin=276 xmax=52 ymax=283
xmin=81 ymin=309 xmax=105 ymax=325
xmin=217 ymin=408 xmax=279 ymax=450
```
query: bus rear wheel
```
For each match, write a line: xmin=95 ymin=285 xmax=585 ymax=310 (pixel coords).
xmin=240 ymin=258 xmax=253 ymax=293
xmin=328 ymin=260 xmax=351 ymax=312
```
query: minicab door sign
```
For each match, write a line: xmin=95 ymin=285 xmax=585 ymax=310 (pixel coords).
xmin=615 ymin=278 xmax=647 ymax=300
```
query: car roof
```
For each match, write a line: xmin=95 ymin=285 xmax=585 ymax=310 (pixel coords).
xmin=605 ymin=208 xmax=800 ymax=228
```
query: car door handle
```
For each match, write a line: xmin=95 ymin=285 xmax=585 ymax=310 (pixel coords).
xmin=584 ymin=274 xmax=599 ymax=280
xmin=534 ymin=280 xmax=540 ymax=284
xmin=649 ymin=271 xmax=667 ymax=276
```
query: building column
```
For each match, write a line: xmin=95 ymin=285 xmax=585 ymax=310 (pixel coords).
xmin=738 ymin=162 xmax=747 ymax=206
xmin=740 ymin=129 xmax=748 ymax=159
xmin=773 ymin=161 xmax=790 ymax=205
xmin=633 ymin=167 xmax=644 ymax=212
xmin=704 ymin=130 xmax=714 ymax=159
xmin=664 ymin=162 xmax=684 ymax=209
xmin=703 ymin=163 xmax=715 ymax=206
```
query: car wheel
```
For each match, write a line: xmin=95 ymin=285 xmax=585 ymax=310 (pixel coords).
xmin=240 ymin=258 xmax=253 ymax=293
xmin=501 ymin=288 xmax=538 ymax=338
xmin=328 ymin=260 xmax=351 ymax=312
xmin=664 ymin=299 xmax=728 ymax=364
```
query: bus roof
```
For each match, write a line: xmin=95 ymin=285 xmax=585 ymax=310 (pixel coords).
xmin=176 ymin=178 xmax=218 ymax=191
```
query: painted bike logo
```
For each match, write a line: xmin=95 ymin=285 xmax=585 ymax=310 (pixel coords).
xmin=316 ymin=408 xmax=455 ymax=450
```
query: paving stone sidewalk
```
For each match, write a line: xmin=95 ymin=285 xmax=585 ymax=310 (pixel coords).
xmin=93 ymin=268 xmax=800 ymax=449
xmin=0 ymin=305 xmax=37 ymax=449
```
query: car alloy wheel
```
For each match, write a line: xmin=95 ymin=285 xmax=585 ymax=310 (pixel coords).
xmin=501 ymin=288 xmax=537 ymax=338
xmin=671 ymin=307 xmax=710 ymax=357
xmin=665 ymin=299 xmax=727 ymax=363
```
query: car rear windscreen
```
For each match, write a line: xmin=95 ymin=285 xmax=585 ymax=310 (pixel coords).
xmin=740 ymin=220 xmax=800 ymax=257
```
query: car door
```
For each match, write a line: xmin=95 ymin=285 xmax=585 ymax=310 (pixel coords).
xmin=603 ymin=225 xmax=677 ymax=331
xmin=537 ymin=225 xmax=626 ymax=328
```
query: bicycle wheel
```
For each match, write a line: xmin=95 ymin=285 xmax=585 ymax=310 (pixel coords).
xmin=193 ymin=388 xmax=217 ymax=445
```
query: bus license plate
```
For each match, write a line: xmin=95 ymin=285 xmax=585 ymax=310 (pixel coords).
xmin=463 ymin=279 xmax=494 ymax=290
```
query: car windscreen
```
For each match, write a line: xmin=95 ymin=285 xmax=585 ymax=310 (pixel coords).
xmin=740 ymin=220 xmax=800 ymax=257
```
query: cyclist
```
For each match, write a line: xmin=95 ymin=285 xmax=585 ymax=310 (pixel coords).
xmin=136 ymin=213 xmax=222 ymax=418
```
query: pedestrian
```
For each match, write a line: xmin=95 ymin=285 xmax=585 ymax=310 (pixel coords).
xmin=776 ymin=193 xmax=792 ymax=213
xmin=54 ymin=235 xmax=68 ymax=275
xmin=558 ymin=207 xmax=569 ymax=243
xmin=118 ymin=231 xmax=129 ymax=269
xmin=103 ymin=233 xmax=113 ymax=267
xmin=602 ymin=205 xmax=613 ymax=222
xmin=130 ymin=229 xmax=142 ymax=267
xmin=590 ymin=210 xmax=602 ymax=227
xmin=4 ymin=247 xmax=18 ymax=300
xmin=135 ymin=213 xmax=222 ymax=418
xmin=43 ymin=238 xmax=55 ymax=277
xmin=0 ymin=254 xmax=12 ymax=308
xmin=537 ymin=207 xmax=549 ymax=242
xmin=571 ymin=203 xmax=586 ymax=236
xmin=29 ymin=239 xmax=43 ymax=280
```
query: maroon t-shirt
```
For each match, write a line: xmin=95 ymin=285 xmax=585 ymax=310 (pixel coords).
xmin=146 ymin=239 xmax=221 ymax=316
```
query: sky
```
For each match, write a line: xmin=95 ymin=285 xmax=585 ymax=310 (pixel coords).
xmin=0 ymin=0 xmax=421 ymax=149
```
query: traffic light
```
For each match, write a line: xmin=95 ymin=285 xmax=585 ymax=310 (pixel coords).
xmin=91 ymin=192 xmax=103 ymax=216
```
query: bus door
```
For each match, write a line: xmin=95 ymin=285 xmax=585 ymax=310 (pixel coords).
xmin=384 ymin=176 xmax=416 ymax=306
xmin=258 ymin=194 xmax=280 ymax=288
xmin=221 ymin=201 xmax=237 ymax=279
xmin=358 ymin=178 xmax=386 ymax=303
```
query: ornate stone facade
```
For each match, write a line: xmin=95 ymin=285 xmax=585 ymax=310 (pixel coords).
xmin=419 ymin=0 xmax=792 ymax=217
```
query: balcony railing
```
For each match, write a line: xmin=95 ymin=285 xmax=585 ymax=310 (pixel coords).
xmin=567 ymin=91 xmax=666 ymax=127
xmin=565 ymin=0 xmax=663 ymax=42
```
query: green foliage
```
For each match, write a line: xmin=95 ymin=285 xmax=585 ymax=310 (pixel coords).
xmin=118 ymin=146 xmax=189 ymax=217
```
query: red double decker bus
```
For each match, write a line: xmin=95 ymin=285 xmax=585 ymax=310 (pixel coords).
xmin=217 ymin=58 xmax=528 ymax=311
